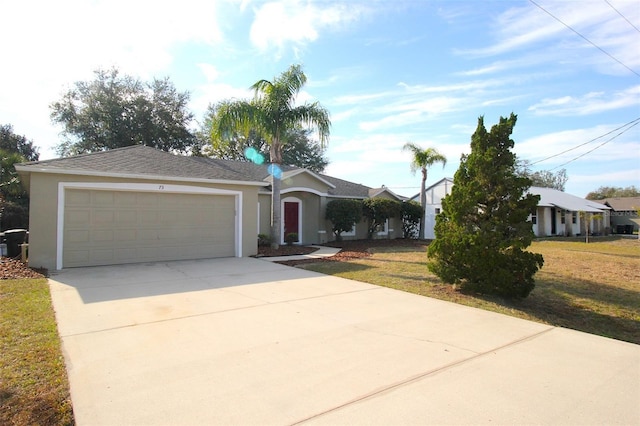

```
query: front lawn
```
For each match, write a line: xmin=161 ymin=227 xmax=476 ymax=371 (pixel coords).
xmin=0 ymin=277 xmax=74 ymax=425
xmin=302 ymin=237 xmax=640 ymax=345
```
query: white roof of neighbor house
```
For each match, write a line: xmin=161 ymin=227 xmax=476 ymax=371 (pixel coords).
xmin=529 ymin=187 xmax=610 ymax=213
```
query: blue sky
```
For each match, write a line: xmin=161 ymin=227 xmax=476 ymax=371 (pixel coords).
xmin=1 ymin=0 xmax=638 ymax=197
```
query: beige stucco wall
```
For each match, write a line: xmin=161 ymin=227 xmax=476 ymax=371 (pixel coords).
xmin=26 ymin=172 xmax=260 ymax=270
xmin=282 ymin=172 xmax=330 ymax=194
xmin=258 ymin=193 xmax=271 ymax=237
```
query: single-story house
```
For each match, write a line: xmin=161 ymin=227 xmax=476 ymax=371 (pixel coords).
xmin=413 ymin=178 xmax=610 ymax=239
xmin=16 ymin=145 xmax=405 ymax=270
xmin=594 ymin=197 xmax=640 ymax=234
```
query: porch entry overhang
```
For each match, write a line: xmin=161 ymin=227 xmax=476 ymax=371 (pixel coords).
xmin=549 ymin=203 xmax=604 ymax=213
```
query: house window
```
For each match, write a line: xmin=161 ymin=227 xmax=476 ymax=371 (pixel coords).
xmin=531 ymin=211 xmax=537 ymax=225
xmin=572 ymin=212 xmax=577 ymax=224
xmin=561 ymin=211 xmax=566 ymax=224
xmin=343 ymin=224 xmax=356 ymax=237
xmin=377 ymin=219 xmax=389 ymax=236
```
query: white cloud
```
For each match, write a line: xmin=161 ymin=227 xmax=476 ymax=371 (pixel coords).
xmin=249 ymin=0 xmax=365 ymax=53
xmin=0 ymin=0 xmax=226 ymax=158
xmin=191 ymin=64 xmax=255 ymax=117
xmin=528 ymin=85 xmax=640 ymax=115
xmin=515 ymin=123 xmax=640 ymax=165
xmin=456 ymin=1 xmax=640 ymax=76
xmin=571 ymin=169 xmax=640 ymax=184
xmin=359 ymin=97 xmax=462 ymax=131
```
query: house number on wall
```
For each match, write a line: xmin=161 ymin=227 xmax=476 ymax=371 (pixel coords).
xmin=158 ymin=185 xmax=165 ymax=190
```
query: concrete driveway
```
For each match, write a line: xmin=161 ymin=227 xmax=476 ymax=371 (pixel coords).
xmin=49 ymin=258 xmax=639 ymax=425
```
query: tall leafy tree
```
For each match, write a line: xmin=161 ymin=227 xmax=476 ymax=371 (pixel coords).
xmin=50 ymin=68 xmax=196 ymax=157
xmin=517 ymin=159 xmax=568 ymax=191
xmin=586 ymin=185 xmax=640 ymax=200
xmin=201 ymin=104 xmax=329 ymax=172
xmin=0 ymin=124 xmax=39 ymax=161
xmin=428 ymin=114 xmax=544 ymax=298
xmin=0 ymin=149 xmax=29 ymax=229
xmin=0 ymin=125 xmax=36 ymax=229
xmin=211 ymin=65 xmax=331 ymax=248
xmin=402 ymin=143 xmax=447 ymax=239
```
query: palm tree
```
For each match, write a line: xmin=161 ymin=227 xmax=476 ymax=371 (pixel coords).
xmin=212 ymin=65 xmax=331 ymax=249
xmin=403 ymin=143 xmax=447 ymax=239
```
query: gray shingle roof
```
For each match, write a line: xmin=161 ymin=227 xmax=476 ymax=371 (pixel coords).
xmin=19 ymin=145 xmax=264 ymax=183
xmin=595 ymin=197 xmax=640 ymax=212
xmin=18 ymin=145 xmax=375 ymax=198
xmin=319 ymin=174 xmax=372 ymax=198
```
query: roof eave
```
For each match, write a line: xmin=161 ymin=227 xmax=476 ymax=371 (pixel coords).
xmin=14 ymin=165 xmax=269 ymax=187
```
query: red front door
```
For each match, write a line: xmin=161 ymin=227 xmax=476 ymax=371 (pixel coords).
xmin=284 ymin=201 xmax=299 ymax=241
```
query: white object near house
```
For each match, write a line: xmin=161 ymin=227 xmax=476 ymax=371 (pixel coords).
xmin=413 ymin=179 xmax=611 ymax=239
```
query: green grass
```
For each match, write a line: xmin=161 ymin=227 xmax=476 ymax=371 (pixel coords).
xmin=0 ymin=278 xmax=74 ymax=425
xmin=303 ymin=237 xmax=640 ymax=345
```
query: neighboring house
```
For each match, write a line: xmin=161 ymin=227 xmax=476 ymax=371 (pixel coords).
xmin=16 ymin=145 xmax=405 ymax=270
xmin=594 ymin=197 xmax=640 ymax=234
xmin=412 ymin=177 xmax=453 ymax=240
xmin=413 ymin=178 xmax=610 ymax=239
xmin=532 ymin=187 xmax=610 ymax=236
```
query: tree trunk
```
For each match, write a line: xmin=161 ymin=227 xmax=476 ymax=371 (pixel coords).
xmin=271 ymin=173 xmax=281 ymax=249
xmin=419 ymin=168 xmax=427 ymax=239
xmin=270 ymin=140 xmax=282 ymax=249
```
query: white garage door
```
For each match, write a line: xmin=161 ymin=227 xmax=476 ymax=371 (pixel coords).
xmin=63 ymin=189 xmax=236 ymax=267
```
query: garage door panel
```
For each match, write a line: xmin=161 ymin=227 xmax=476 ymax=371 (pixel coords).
xmin=158 ymin=211 xmax=179 ymax=224
xmin=66 ymin=190 xmax=91 ymax=205
xmin=116 ymin=210 xmax=137 ymax=224
xmin=93 ymin=191 xmax=114 ymax=205
xmin=115 ymin=248 xmax=136 ymax=261
xmin=63 ymin=189 xmax=237 ymax=267
xmin=138 ymin=193 xmax=159 ymax=205
xmin=65 ymin=249 xmax=90 ymax=264
xmin=91 ymin=248 xmax=116 ymax=262
xmin=66 ymin=210 xmax=90 ymax=225
xmin=93 ymin=230 xmax=114 ymax=242
xmin=94 ymin=210 xmax=115 ymax=225
xmin=114 ymin=192 xmax=136 ymax=205
xmin=67 ymin=230 xmax=90 ymax=243
xmin=114 ymin=230 xmax=136 ymax=241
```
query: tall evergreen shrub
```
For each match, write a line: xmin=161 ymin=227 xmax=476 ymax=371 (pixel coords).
xmin=427 ymin=114 xmax=544 ymax=298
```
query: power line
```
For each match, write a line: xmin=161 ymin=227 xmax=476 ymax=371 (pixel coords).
xmin=547 ymin=120 xmax=639 ymax=170
xmin=529 ymin=0 xmax=640 ymax=78
xmin=530 ymin=117 xmax=640 ymax=165
xmin=605 ymin=0 xmax=640 ymax=34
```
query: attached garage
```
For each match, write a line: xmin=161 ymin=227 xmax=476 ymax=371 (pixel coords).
xmin=52 ymin=182 xmax=242 ymax=269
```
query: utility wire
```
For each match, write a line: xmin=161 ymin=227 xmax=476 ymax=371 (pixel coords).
xmin=529 ymin=0 xmax=640 ymax=78
xmin=605 ymin=0 xmax=640 ymax=34
xmin=547 ymin=120 xmax=639 ymax=170
xmin=530 ymin=117 xmax=640 ymax=165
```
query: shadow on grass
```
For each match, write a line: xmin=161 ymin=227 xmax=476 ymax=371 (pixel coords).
xmin=536 ymin=272 xmax=640 ymax=312
xmin=0 ymin=386 xmax=73 ymax=426
xmin=469 ymin=279 xmax=640 ymax=345
xmin=301 ymin=262 xmax=374 ymax=274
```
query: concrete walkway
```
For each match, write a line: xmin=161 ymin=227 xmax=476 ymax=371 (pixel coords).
xmin=48 ymin=258 xmax=640 ymax=425
xmin=259 ymin=245 xmax=341 ymax=262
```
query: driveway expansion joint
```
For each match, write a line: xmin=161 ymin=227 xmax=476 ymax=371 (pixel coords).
xmin=290 ymin=326 xmax=557 ymax=425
